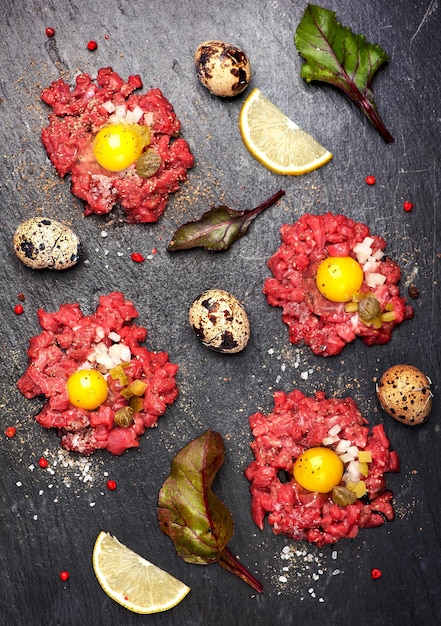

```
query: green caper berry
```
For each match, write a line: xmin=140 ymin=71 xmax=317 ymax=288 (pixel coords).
xmin=358 ymin=296 xmax=381 ymax=322
xmin=331 ymin=485 xmax=357 ymax=507
xmin=114 ymin=406 xmax=134 ymax=428
xmin=135 ymin=150 xmax=162 ymax=178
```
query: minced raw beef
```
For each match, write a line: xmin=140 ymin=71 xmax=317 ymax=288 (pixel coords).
xmin=17 ymin=292 xmax=178 ymax=455
xmin=264 ymin=213 xmax=414 ymax=356
xmin=41 ymin=67 xmax=194 ymax=223
xmin=245 ymin=389 xmax=399 ymax=547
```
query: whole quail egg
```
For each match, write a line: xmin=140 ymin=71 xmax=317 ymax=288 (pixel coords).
xmin=189 ymin=289 xmax=250 ymax=353
xmin=13 ymin=217 xmax=81 ymax=270
xmin=376 ymin=364 xmax=433 ymax=426
xmin=194 ymin=40 xmax=251 ymax=97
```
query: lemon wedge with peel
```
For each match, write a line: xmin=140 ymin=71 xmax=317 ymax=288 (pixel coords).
xmin=92 ymin=532 xmax=190 ymax=614
xmin=239 ymin=88 xmax=333 ymax=175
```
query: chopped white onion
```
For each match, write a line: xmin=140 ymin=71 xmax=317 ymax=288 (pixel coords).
xmin=101 ymin=100 xmax=116 ymax=113
xmin=362 ymin=260 xmax=380 ymax=274
xmin=339 ymin=451 xmax=356 ymax=464
xmin=354 ymin=237 xmax=374 ymax=264
xmin=365 ymin=272 xmax=387 ymax=288
xmin=322 ymin=435 xmax=340 ymax=446
xmin=109 ymin=343 xmax=131 ymax=363
xmin=125 ymin=105 xmax=144 ymax=124
xmin=345 ymin=460 xmax=361 ymax=483
xmin=108 ymin=331 xmax=121 ymax=342
xmin=115 ymin=104 xmax=127 ymax=118
xmin=328 ymin=424 xmax=342 ymax=437
xmin=335 ymin=439 xmax=351 ymax=453
xmin=144 ymin=112 xmax=154 ymax=126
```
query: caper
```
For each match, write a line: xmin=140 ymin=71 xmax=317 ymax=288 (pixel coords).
xmin=331 ymin=485 xmax=357 ymax=507
xmin=114 ymin=406 xmax=134 ymax=428
xmin=358 ymin=296 xmax=381 ymax=322
xmin=135 ymin=150 xmax=162 ymax=178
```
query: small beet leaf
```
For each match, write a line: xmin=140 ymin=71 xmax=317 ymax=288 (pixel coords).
xmin=167 ymin=190 xmax=285 ymax=251
xmin=294 ymin=4 xmax=393 ymax=142
xmin=158 ymin=430 xmax=263 ymax=593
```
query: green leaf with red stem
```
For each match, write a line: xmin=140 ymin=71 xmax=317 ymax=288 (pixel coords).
xmin=167 ymin=190 xmax=285 ymax=251
xmin=157 ymin=429 xmax=263 ymax=593
xmin=295 ymin=4 xmax=393 ymax=143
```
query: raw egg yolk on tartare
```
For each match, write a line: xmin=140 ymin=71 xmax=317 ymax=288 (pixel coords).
xmin=67 ymin=369 xmax=109 ymax=410
xmin=93 ymin=123 xmax=151 ymax=172
xmin=293 ymin=447 xmax=344 ymax=493
xmin=316 ymin=256 xmax=364 ymax=303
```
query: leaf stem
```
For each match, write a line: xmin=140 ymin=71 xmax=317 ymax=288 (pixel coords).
xmin=248 ymin=189 xmax=286 ymax=217
xmin=357 ymin=95 xmax=394 ymax=143
xmin=219 ymin=547 xmax=264 ymax=593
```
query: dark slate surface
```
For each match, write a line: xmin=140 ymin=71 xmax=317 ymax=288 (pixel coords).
xmin=0 ymin=1 xmax=440 ymax=625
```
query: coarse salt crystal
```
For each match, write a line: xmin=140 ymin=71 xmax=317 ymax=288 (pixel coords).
xmin=300 ymin=371 xmax=309 ymax=380
xmin=332 ymin=569 xmax=341 ymax=575
xmin=268 ymin=348 xmax=275 ymax=355
xmin=331 ymin=550 xmax=338 ymax=559
xmin=16 ymin=481 xmax=22 ymax=487
xmin=279 ymin=575 xmax=288 ymax=583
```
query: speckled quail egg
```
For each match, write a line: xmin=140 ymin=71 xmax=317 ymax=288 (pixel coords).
xmin=376 ymin=364 xmax=433 ymax=426
xmin=189 ymin=289 xmax=250 ymax=353
xmin=13 ymin=217 xmax=81 ymax=270
xmin=194 ymin=40 xmax=251 ymax=97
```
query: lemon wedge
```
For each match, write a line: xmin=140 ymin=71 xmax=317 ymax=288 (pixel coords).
xmin=239 ymin=88 xmax=333 ymax=175
xmin=92 ymin=531 xmax=190 ymax=614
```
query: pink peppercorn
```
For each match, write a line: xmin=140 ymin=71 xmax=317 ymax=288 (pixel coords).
xmin=14 ymin=304 xmax=24 ymax=315
xmin=59 ymin=571 xmax=70 ymax=582
xmin=370 ymin=568 xmax=382 ymax=579
xmin=365 ymin=175 xmax=376 ymax=186
xmin=5 ymin=426 xmax=17 ymax=438
xmin=106 ymin=479 xmax=117 ymax=491
xmin=403 ymin=201 xmax=414 ymax=212
xmin=131 ymin=252 xmax=145 ymax=263
xmin=45 ymin=27 xmax=55 ymax=37
xmin=87 ymin=40 xmax=98 ymax=51
xmin=38 ymin=457 xmax=49 ymax=469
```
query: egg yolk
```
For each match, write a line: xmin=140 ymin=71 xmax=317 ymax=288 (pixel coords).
xmin=66 ymin=369 xmax=109 ymax=410
xmin=93 ymin=123 xmax=151 ymax=172
xmin=315 ymin=256 xmax=364 ymax=303
xmin=293 ymin=447 xmax=344 ymax=493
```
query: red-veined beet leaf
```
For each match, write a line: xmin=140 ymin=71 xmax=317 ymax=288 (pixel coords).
xmin=157 ymin=429 xmax=263 ymax=593
xmin=295 ymin=4 xmax=393 ymax=142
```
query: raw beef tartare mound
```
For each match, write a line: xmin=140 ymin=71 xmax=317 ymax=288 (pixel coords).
xmin=17 ymin=292 xmax=179 ymax=455
xmin=245 ymin=389 xmax=400 ymax=547
xmin=264 ymin=212 xmax=414 ymax=356
xmin=41 ymin=67 xmax=194 ymax=223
